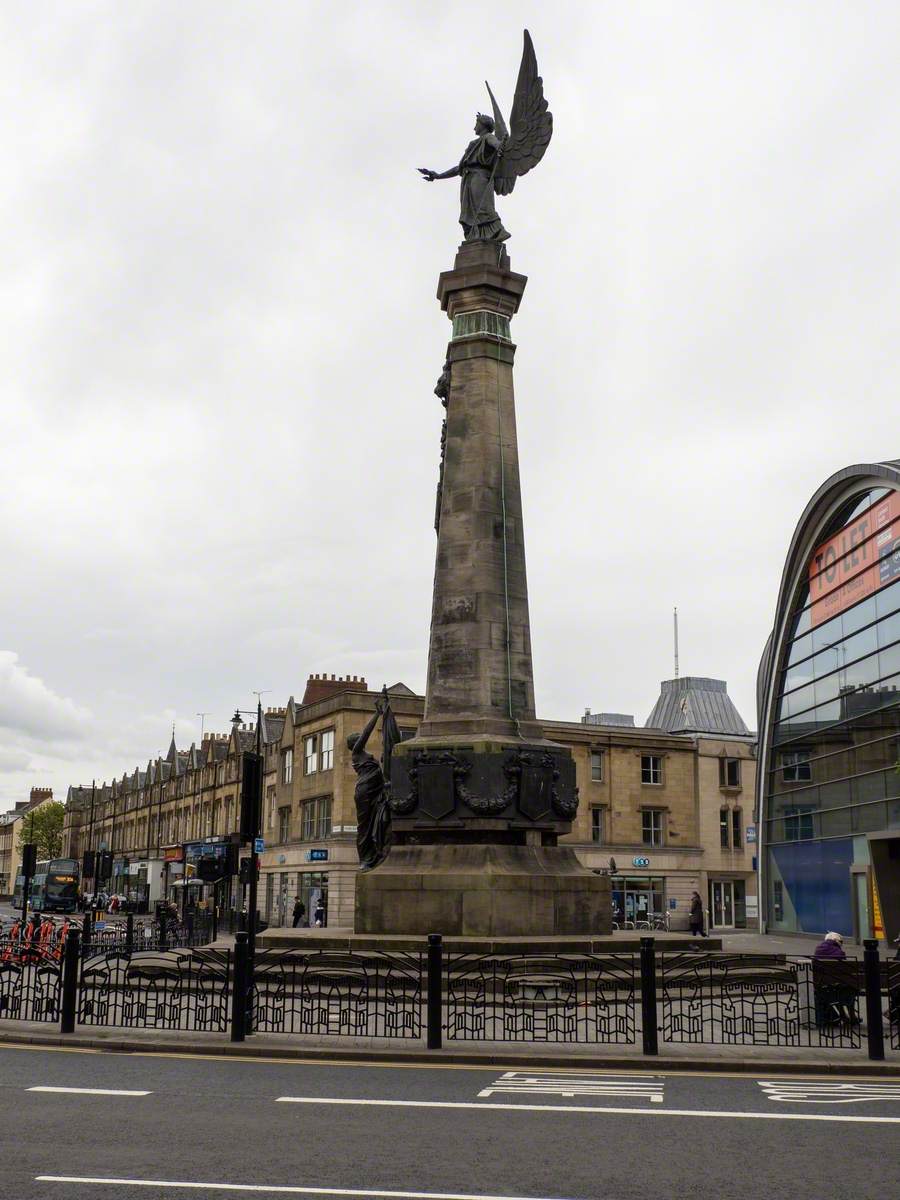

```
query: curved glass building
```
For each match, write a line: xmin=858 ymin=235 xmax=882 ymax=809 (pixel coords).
xmin=757 ymin=460 xmax=900 ymax=940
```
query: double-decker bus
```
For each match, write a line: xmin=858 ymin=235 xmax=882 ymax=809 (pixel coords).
xmin=12 ymin=858 xmax=80 ymax=913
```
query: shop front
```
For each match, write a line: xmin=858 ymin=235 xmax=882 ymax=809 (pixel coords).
xmin=264 ymin=865 xmax=330 ymax=928
xmin=182 ymin=836 xmax=239 ymax=918
xmin=122 ymin=859 xmax=163 ymax=912
xmin=162 ymin=844 xmax=184 ymax=901
xmin=610 ymin=873 xmax=666 ymax=927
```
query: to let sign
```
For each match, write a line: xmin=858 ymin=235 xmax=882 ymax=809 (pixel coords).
xmin=809 ymin=491 xmax=900 ymax=626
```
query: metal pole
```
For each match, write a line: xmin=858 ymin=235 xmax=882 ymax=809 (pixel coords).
xmin=87 ymin=781 xmax=96 ymax=897
xmin=244 ymin=700 xmax=263 ymax=1032
xmin=426 ymin=933 xmax=443 ymax=1049
xmin=20 ymin=862 xmax=30 ymax=932
xmin=863 ymin=938 xmax=885 ymax=1061
xmin=640 ymin=936 xmax=659 ymax=1056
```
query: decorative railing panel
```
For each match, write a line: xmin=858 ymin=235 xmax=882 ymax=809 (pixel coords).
xmin=82 ymin=914 xmax=214 ymax=955
xmin=0 ymin=940 xmax=63 ymax=1023
xmin=888 ymin=959 xmax=900 ymax=1052
xmin=77 ymin=947 xmax=230 ymax=1032
xmin=444 ymin=953 xmax=638 ymax=1043
xmin=660 ymin=953 xmax=864 ymax=1049
xmin=250 ymin=950 xmax=423 ymax=1039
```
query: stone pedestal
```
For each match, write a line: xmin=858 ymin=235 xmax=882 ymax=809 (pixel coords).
xmin=355 ymin=844 xmax=611 ymax=937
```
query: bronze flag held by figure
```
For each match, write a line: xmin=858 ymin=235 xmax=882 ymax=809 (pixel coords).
xmin=418 ymin=30 xmax=553 ymax=242
xmin=347 ymin=689 xmax=400 ymax=871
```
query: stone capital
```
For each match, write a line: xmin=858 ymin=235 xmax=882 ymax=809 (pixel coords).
xmin=437 ymin=241 xmax=527 ymax=320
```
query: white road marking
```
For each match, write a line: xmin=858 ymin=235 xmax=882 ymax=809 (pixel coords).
xmin=477 ymin=1071 xmax=664 ymax=1102
xmin=759 ymin=1080 xmax=900 ymax=1105
xmin=27 ymin=1086 xmax=151 ymax=1096
xmin=35 ymin=1178 xmax=575 ymax=1200
xmin=273 ymin=1096 xmax=900 ymax=1124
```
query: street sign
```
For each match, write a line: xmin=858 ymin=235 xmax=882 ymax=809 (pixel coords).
xmin=254 ymin=838 xmax=265 ymax=853
xmin=746 ymin=825 xmax=757 ymax=843
xmin=306 ymin=849 xmax=328 ymax=862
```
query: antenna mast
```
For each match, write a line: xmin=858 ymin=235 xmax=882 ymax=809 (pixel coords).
xmin=673 ymin=606 xmax=679 ymax=679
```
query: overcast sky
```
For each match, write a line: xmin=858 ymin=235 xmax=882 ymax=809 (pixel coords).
xmin=1 ymin=2 xmax=899 ymax=808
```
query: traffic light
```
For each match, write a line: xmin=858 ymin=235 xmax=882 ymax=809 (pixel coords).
xmin=21 ymin=843 xmax=37 ymax=878
xmin=96 ymin=850 xmax=113 ymax=883
xmin=240 ymin=752 xmax=262 ymax=842
xmin=82 ymin=850 xmax=95 ymax=879
xmin=197 ymin=856 xmax=222 ymax=883
xmin=238 ymin=857 xmax=259 ymax=886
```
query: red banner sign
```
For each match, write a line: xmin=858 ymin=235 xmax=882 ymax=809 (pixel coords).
xmin=809 ymin=490 xmax=900 ymax=626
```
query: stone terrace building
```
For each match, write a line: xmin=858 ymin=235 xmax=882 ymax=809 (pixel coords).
xmin=1 ymin=788 xmax=58 ymax=898
xmin=63 ymin=673 xmax=755 ymax=931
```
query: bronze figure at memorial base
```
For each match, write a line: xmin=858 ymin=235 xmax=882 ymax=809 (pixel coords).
xmin=418 ymin=30 xmax=552 ymax=242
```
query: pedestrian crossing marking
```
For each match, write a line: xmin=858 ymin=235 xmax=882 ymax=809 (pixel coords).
xmin=759 ymin=1081 xmax=900 ymax=1105
xmin=477 ymin=1071 xmax=664 ymax=1103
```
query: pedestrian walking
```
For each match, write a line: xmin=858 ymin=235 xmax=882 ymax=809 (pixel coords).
xmin=313 ymin=900 xmax=325 ymax=927
xmin=689 ymin=891 xmax=706 ymax=937
xmin=292 ymin=897 xmax=306 ymax=928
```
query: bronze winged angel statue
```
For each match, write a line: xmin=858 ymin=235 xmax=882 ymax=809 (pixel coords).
xmin=418 ymin=30 xmax=552 ymax=242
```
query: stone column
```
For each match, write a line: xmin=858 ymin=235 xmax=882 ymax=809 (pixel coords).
xmin=421 ymin=240 xmax=538 ymax=740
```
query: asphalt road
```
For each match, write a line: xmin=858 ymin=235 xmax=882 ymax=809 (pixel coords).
xmin=0 ymin=1047 xmax=898 ymax=1200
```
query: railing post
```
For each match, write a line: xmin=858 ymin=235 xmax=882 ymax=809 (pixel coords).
xmin=82 ymin=911 xmax=92 ymax=954
xmin=863 ymin=938 xmax=885 ymax=1061
xmin=640 ymin=936 xmax=659 ymax=1056
xmin=60 ymin=928 xmax=81 ymax=1034
xmin=125 ymin=913 xmax=134 ymax=953
xmin=230 ymin=931 xmax=248 ymax=1043
xmin=427 ymin=933 xmax=443 ymax=1050
xmin=158 ymin=910 xmax=168 ymax=951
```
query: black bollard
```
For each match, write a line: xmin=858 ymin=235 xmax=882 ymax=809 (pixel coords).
xmin=230 ymin=931 xmax=249 ymax=1043
xmin=60 ymin=928 xmax=81 ymax=1034
xmin=427 ymin=933 xmax=443 ymax=1050
xmin=640 ymin=936 xmax=659 ymax=1056
xmin=863 ymin=938 xmax=885 ymax=1061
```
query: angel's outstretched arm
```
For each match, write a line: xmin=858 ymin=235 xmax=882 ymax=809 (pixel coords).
xmin=418 ymin=164 xmax=460 ymax=182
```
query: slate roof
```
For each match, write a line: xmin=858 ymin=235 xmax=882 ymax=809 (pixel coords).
xmin=262 ymin=715 xmax=285 ymax=745
xmin=645 ymin=677 xmax=751 ymax=736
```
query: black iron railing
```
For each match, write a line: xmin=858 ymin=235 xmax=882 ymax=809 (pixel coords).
xmin=0 ymin=930 xmax=898 ymax=1057
xmin=659 ymin=952 xmax=864 ymax=1049
xmin=249 ymin=948 xmax=423 ymax=1039
xmin=443 ymin=952 xmax=637 ymax=1044
xmin=0 ymin=940 xmax=63 ymax=1023
xmin=77 ymin=945 xmax=231 ymax=1032
xmin=889 ymin=959 xmax=900 ymax=1052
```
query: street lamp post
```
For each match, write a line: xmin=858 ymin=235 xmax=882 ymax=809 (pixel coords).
xmin=234 ymin=700 xmax=265 ymax=964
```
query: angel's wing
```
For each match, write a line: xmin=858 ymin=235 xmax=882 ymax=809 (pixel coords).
xmin=493 ymin=29 xmax=553 ymax=197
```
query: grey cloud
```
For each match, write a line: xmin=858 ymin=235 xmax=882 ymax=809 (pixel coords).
xmin=1 ymin=2 xmax=899 ymax=801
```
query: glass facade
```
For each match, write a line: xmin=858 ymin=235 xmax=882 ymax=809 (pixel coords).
xmin=765 ymin=484 xmax=900 ymax=934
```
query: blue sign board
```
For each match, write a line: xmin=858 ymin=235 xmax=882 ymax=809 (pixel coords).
xmin=632 ymin=856 xmax=650 ymax=868
xmin=254 ymin=838 xmax=265 ymax=853
xmin=306 ymin=849 xmax=328 ymax=863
